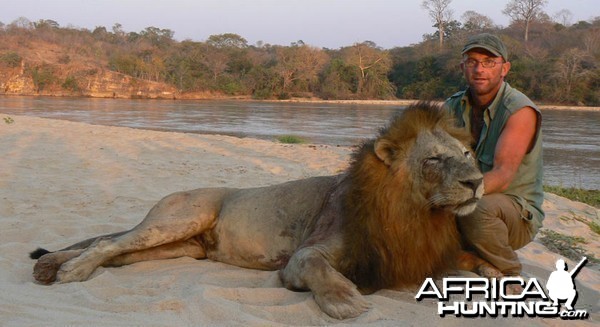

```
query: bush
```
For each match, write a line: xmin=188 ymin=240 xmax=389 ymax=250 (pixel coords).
xmin=0 ymin=52 xmax=22 ymax=68
xmin=61 ymin=75 xmax=80 ymax=92
xmin=218 ymin=79 xmax=244 ymax=95
xmin=276 ymin=135 xmax=305 ymax=144
xmin=252 ymin=88 xmax=272 ymax=100
xmin=28 ymin=65 xmax=56 ymax=92
xmin=277 ymin=92 xmax=291 ymax=100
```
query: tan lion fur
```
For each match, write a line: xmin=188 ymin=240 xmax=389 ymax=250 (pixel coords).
xmin=30 ymin=101 xmax=490 ymax=319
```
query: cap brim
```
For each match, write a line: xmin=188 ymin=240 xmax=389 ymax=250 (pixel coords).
xmin=462 ymin=44 xmax=502 ymax=58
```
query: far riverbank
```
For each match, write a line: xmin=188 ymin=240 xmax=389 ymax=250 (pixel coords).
xmin=2 ymin=94 xmax=600 ymax=111
xmin=262 ymin=98 xmax=600 ymax=111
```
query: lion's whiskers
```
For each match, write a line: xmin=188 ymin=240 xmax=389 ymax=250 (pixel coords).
xmin=423 ymin=193 xmax=446 ymax=210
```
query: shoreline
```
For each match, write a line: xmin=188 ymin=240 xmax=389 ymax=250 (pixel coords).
xmin=266 ymin=98 xmax=600 ymax=111
xmin=4 ymin=114 xmax=600 ymax=194
xmin=2 ymin=93 xmax=599 ymax=111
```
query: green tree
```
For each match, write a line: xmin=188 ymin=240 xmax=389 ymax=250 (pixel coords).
xmin=503 ymin=0 xmax=548 ymax=42
xmin=9 ymin=17 xmax=33 ymax=29
xmin=28 ymin=65 xmax=56 ymax=92
xmin=33 ymin=19 xmax=59 ymax=29
xmin=461 ymin=11 xmax=495 ymax=31
xmin=273 ymin=44 xmax=327 ymax=97
xmin=140 ymin=26 xmax=174 ymax=47
xmin=341 ymin=42 xmax=395 ymax=99
xmin=552 ymin=48 xmax=592 ymax=103
xmin=422 ymin=0 xmax=454 ymax=49
xmin=0 ymin=52 xmax=22 ymax=68
xmin=318 ymin=58 xmax=357 ymax=99
xmin=62 ymin=75 xmax=81 ymax=92
xmin=427 ymin=20 xmax=462 ymax=42
xmin=246 ymin=65 xmax=279 ymax=99
xmin=207 ymin=33 xmax=248 ymax=48
xmin=164 ymin=41 xmax=209 ymax=91
xmin=201 ymin=45 xmax=230 ymax=84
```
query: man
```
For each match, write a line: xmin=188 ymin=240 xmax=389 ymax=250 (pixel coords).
xmin=445 ymin=33 xmax=544 ymax=276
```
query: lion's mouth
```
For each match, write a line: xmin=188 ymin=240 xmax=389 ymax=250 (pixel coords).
xmin=453 ymin=197 xmax=480 ymax=216
xmin=462 ymin=197 xmax=479 ymax=205
xmin=437 ymin=197 xmax=478 ymax=211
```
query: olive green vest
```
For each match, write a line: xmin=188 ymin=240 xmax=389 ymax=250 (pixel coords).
xmin=445 ymin=82 xmax=545 ymax=227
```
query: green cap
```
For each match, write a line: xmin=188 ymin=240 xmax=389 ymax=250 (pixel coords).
xmin=462 ymin=33 xmax=508 ymax=61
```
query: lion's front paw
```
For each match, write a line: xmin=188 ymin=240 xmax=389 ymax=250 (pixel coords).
xmin=314 ymin=287 xmax=371 ymax=319
xmin=477 ymin=262 xmax=503 ymax=279
xmin=476 ymin=262 xmax=525 ymax=295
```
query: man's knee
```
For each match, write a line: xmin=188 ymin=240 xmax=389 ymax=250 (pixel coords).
xmin=457 ymin=193 xmax=534 ymax=271
xmin=458 ymin=195 xmax=507 ymax=240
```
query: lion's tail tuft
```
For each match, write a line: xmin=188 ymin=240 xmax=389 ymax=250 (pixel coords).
xmin=29 ymin=248 xmax=51 ymax=259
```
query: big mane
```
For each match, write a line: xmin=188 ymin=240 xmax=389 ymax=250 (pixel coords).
xmin=339 ymin=102 xmax=472 ymax=292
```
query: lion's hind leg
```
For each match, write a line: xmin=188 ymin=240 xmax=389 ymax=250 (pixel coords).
xmin=54 ymin=189 xmax=226 ymax=283
xmin=279 ymin=246 xmax=370 ymax=319
xmin=32 ymin=239 xmax=206 ymax=284
xmin=30 ymin=230 xmax=131 ymax=260
xmin=54 ymin=227 xmax=199 ymax=284
xmin=30 ymin=230 xmax=129 ymax=284
xmin=105 ymin=238 xmax=206 ymax=267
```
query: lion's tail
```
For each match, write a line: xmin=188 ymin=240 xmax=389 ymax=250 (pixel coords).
xmin=29 ymin=248 xmax=51 ymax=259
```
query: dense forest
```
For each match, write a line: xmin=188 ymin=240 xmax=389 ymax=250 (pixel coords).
xmin=0 ymin=5 xmax=598 ymax=105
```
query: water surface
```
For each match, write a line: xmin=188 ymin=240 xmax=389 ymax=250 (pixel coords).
xmin=1 ymin=96 xmax=598 ymax=190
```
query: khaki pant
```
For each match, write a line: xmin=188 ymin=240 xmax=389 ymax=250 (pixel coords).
xmin=457 ymin=193 xmax=538 ymax=275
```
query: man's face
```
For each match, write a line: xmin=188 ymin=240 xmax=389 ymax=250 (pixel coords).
xmin=460 ymin=49 xmax=511 ymax=100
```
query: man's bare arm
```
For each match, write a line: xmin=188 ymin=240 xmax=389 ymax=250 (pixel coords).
xmin=483 ymin=106 xmax=538 ymax=194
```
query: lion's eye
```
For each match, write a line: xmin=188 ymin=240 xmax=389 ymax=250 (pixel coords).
xmin=464 ymin=151 xmax=472 ymax=159
xmin=425 ymin=157 xmax=442 ymax=165
xmin=422 ymin=156 xmax=443 ymax=180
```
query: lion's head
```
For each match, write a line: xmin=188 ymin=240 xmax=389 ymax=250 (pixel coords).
xmin=340 ymin=101 xmax=484 ymax=291
xmin=372 ymin=101 xmax=484 ymax=216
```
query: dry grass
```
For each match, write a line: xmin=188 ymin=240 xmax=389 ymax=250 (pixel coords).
xmin=538 ymin=229 xmax=599 ymax=264
xmin=544 ymin=185 xmax=600 ymax=208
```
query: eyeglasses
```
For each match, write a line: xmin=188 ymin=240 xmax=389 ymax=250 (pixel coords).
xmin=463 ymin=58 xmax=504 ymax=69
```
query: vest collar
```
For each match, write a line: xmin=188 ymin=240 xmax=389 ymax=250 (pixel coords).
xmin=459 ymin=81 xmax=508 ymax=121
xmin=458 ymin=82 xmax=509 ymax=152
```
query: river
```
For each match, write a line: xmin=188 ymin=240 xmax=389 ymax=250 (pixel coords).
xmin=0 ymin=96 xmax=598 ymax=190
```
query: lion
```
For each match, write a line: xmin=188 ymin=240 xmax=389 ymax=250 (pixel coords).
xmin=30 ymin=101 xmax=497 ymax=319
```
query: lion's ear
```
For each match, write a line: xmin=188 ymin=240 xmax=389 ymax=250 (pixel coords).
xmin=374 ymin=138 xmax=396 ymax=166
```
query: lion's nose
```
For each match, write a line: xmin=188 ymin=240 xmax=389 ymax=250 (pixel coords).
xmin=460 ymin=178 xmax=483 ymax=194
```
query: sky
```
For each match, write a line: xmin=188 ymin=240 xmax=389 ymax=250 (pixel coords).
xmin=0 ymin=0 xmax=598 ymax=49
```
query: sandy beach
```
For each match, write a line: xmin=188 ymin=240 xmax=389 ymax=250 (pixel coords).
xmin=0 ymin=114 xmax=598 ymax=326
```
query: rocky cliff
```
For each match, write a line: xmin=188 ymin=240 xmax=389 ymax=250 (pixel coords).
xmin=0 ymin=59 xmax=178 ymax=99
